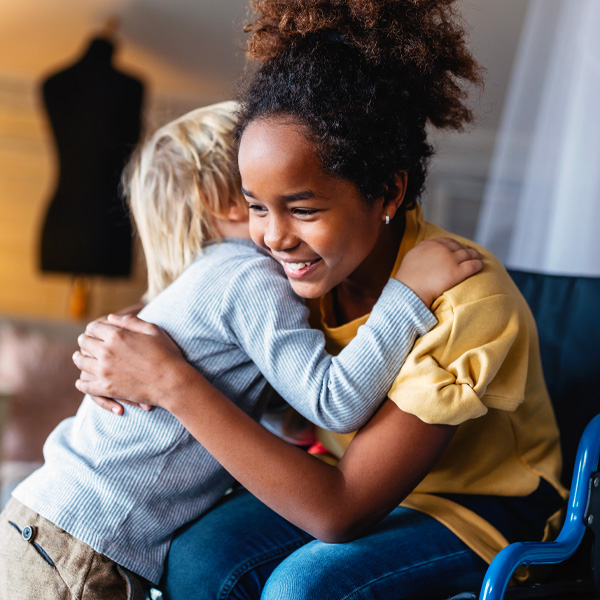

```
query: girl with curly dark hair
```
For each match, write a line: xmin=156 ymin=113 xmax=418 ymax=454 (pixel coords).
xmin=74 ymin=1 xmax=566 ymax=598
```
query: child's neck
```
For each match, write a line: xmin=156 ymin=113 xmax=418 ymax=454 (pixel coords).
xmin=214 ymin=218 xmax=253 ymax=241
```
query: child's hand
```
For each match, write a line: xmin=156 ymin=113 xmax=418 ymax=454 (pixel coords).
xmin=394 ymin=237 xmax=484 ymax=308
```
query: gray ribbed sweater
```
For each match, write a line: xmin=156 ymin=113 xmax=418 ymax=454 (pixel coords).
xmin=14 ymin=238 xmax=435 ymax=583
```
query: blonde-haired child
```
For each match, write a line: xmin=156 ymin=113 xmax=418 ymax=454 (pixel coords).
xmin=128 ymin=101 xmax=247 ymax=300
xmin=0 ymin=101 xmax=480 ymax=597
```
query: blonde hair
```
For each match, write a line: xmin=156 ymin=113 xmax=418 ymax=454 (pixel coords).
xmin=124 ymin=101 xmax=246 ymax=301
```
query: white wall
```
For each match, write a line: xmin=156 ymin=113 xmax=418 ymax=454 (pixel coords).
xmin=424 ymin=0 xmax=531 ymax=239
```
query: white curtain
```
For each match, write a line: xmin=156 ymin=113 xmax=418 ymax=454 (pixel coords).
xmin=476 ymin=0 xmax=600 ymax=277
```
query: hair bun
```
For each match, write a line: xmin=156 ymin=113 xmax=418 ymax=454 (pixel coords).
xmin=245 ymin=0 xmax=482 ymax=129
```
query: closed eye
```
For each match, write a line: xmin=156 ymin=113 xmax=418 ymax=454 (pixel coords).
xmin=248 ymin=203 xmax=267 ymax=214
xmin=292 ymin=208 xmax=319 ymax=217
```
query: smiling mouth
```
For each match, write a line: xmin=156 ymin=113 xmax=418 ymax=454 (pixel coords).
xmin=279 ymin=258 xmax=322 ymax=278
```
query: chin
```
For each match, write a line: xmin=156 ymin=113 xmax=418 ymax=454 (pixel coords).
xmin=288 ymin=280 xmax=326 ymax=300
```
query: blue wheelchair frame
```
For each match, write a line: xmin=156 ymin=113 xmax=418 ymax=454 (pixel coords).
xmin=480 ymin=413 xmax=600 ymax=600
xmin=470 ymin=269 xmax=600 ymax=600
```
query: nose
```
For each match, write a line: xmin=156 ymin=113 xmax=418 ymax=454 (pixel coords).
xmin=263 ymin=214 xmax=298 ymax=253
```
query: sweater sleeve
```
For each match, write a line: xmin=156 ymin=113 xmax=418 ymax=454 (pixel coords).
xmin=220 ymin=257 xmax=436 ymax=433
xmin=387 ymin=292 xmax=526 ymax=425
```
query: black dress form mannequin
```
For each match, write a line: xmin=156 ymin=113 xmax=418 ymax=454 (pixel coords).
xmin=39 ymin=36 xmax=144 ymax=279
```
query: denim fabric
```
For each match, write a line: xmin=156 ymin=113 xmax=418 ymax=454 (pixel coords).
xmin=161 ymin=489 xmax=488 ymax=600
xmin=0 ymin=498 xmax=148 ymax=600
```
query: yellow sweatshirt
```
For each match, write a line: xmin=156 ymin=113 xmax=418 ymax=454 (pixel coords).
xmin=310 ymin=206 xmax=567 ymax=565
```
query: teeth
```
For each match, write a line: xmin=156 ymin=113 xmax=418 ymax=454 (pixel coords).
xmin=283 ymin=261 xmax=312 ymax=271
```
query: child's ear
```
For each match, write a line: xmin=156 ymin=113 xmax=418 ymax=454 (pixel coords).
xmin=226 ymin=202 xmax=248 ymax=222
xmin=381 ymin=172 xmax=407 ymax=222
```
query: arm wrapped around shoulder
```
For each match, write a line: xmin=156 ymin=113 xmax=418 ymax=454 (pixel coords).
xmin=388 ymin=293 xmax=528 ymax=426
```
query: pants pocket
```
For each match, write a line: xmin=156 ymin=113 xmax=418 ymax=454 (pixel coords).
xmin=116 ymin=565 xmax=148 ymax=600
xmin=8 ymin=520 xmax=57 ymax=568
xmin=0 ymin=514 xmax=70 ymax=599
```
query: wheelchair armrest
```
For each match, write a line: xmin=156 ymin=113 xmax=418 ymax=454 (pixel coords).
xmin=479 ymin=413 xmax=600 ymax=600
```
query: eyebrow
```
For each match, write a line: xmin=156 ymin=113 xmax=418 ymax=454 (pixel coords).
xmin=241 ymin=187 xmax=316 ymax=202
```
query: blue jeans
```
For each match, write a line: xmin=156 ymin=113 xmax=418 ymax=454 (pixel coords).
xmin=161 ymin=489 xmax=488 ymax=600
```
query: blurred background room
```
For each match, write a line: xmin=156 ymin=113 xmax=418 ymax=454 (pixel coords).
xmin=0 ymin=0 xmax=598 ymax=506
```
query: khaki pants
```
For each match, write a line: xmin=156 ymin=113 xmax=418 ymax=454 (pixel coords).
xmin=0 ymin=498 xmax=148 ymax=599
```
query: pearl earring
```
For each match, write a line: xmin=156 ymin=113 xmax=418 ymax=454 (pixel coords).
xmin=385 ymin=215 xmax=390 ymax=225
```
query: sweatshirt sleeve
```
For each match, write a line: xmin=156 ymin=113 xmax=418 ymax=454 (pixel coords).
xmin=220 ymin=257 xmax=436 ymax=433
xmin=387 ymin=292 xmax=526 ymax=425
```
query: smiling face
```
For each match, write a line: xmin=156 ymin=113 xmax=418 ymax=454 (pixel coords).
xmin=238 ymin=117 xmax=400 ymax=300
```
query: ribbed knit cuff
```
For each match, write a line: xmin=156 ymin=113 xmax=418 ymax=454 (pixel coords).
xmin=371 ymin=278 xmax=437 ymax=337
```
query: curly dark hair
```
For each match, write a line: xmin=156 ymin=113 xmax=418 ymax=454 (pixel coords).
xmin=236 ymin=0 xmax=483 ymax=209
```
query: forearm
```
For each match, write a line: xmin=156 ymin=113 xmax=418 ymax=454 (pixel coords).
xmin=247 ymin=279 xmax=435 ymax=433
xmin=311 ymin=279 xmax=436 ymax=430
xmin=168 ymin=362 xmax=354 ymax=540
xmin=165 ymin=361 xmax=454 ymax=542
